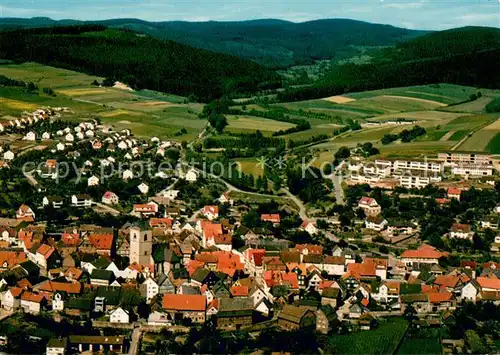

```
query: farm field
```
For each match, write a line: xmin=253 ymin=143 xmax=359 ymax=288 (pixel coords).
xmin=344 ymin=83 xmax=497 ymax=105
xmin=397 ymin=328 xmax=443 ymax=355
xmin=456 ymin=117 xmax=500 ymax=152
xmin=378 ymin=141 xmax=456 ymax=158
xmin=235 ymin=158 xmax=265 ymax=177
xmin=226 ymin=116 xmax=295 ymax=135
xmin=369 ymin=110 xmax=467 ymax=122
xmin=441 ymin=96 xmax=495 ymax=113
xmin=327 ymin=317 xmax=408 ymax=355
xmin=485 ymin=133 xmax=500 ymax=154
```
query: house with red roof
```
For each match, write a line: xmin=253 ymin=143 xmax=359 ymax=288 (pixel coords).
xmin=447 ymin=187 xmax=462 ymax=201
xmin=102 ymin=191 xmax=119 ymax=205
xmin=202 ymin=206 xmax=219 ymax=221
xmin=133 ymin=202 xmax=158 ymax=217
xmin=16 ymin=204 xmax=35 ymax=222
xmin=214 ymin=234 xmax=232 ymax=252
xmin=34 ymin=244 xmax=61 ymax=271
xmin=149 ymin=218 xmax=173 ymax=228
xmin=88 ymin=234 xmax=114 ymax=256
xmin=2 ymin=287 xmax=23 ymax=310
xmin=162 ymin=294 xmax=207 ymax=323
xmin=476 ymin=277 xmax=500 ymax=292
xmin=242 ymin=248 xmax=265 ymax=276
xmin=230 ymin=285 xmax=249 ymax=297
xmin=295 ymin=244 xmax=323 ymax=255
xmin=400 ymin=244 xmax=446 ymax=267
xmin=449 ymin=223 xmax=474 ymax=240
xmin=261 ymin=214 xmax=281 ymax=225
xmin=201 ymin=221 xmax=223 ymax=248
xmin=428 ymin=291 xmax=456 ymax=312
xmin=20 ymin=291 xmax=46 ymax=314
xmin=358 ymin=197 xmax=381 ymax=216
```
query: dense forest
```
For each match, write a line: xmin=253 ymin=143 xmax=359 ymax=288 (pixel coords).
xmin=0 ymin=26 xmax=280 ymax=102
xmin=0 ymin=18 xmax=427 ymax=68
xmin=278 ymin=27 xmax=500 ymax=102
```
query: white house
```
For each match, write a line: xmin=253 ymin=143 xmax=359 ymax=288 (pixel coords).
xmin=365 ymin=216 xmax=388 ymax=231
xmin=159 ymin=190 xmax=179 ymax=200
xmin=85 ymin=130 xmax=94 ymax=137
xmin=24 ymin=131 xmax=36 ymax=141
xmin=56 ymin=143 xmax=65 ymax=151
xmin=71 ymin=194 xmax=92 ymax=208
xmin=148 ymin=311 xmax=172 ymax=326
xmin=124 ymin=153 xmax=133 ymax=160
xmin=76 ymin=132 xmax=84 ymax=140
xmin=52 ymin=292 xmax=65 ymax=311
xmin=102 ymin=191 xmax=119 ymax=205
xmin=118 ymin=141 xmax=128 ymax=150
xmin=218 ymin=192 xmax=233 ymax=206
xmin=185 ymin=169 xmax=198 ymax=182
xmin=301 ymin=220 xmax=318 ymax=235
xmin=3 ymin=150 xmax=14 ymax=161
xmin=65 ymin=133 xmax=74 ymax=142
xmin=141 ymin=278 xmax=159 ymax=304
xmin=137 ymin=183 xmax=149 ymax=194
xmin=42 ymin=132 xmax=51 ymax=140
xmin=203 ymin=205 xmax=219 ymax=220
xmin=110 ymin=307 xmax=130 ymax=324
xmin=449 ymin=223 xmax=474 ymax=240
xmin=2 ymin=287 xmax=22 ymax=311
xmin=88 ymin=175 xmax=100 ymax=187
xmin=122 ymin=169 xmax=133 ymax=180
xmin=461 ymin=281 xmax=479 ymax=303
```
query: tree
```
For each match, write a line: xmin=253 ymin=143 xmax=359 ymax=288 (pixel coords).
xmin=137 ymin=300 xmax=150 ymax=319
xmin=27 ymin=81 xmax=38 ymax=92
xmin=334 ymin=146 xmax=350 ymax=161
xmin=242 ymin=210 xmax=260 ymax=228
xmin=91 ymin=79 xmax=100 ymax=86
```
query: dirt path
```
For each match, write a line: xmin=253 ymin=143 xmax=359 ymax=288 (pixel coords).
xmin=440 ymin=130 xmax=456 ymax=141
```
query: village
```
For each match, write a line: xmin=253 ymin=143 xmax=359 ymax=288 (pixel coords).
xmin=0 ymin=106 xmax=497 ymax=354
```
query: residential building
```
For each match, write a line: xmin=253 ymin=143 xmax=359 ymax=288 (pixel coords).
xmin=110 ymin=307 xmax=130 ymax=323
xmin=71 ymin=194 xmax=92 ymax=208
xmin=358 ymin=197 xmax=381 ymax=216
xmin=438 ymin=152 xmax=492 ymax=165
xmin=278 ymin=305 xmax=316 ymax=330
xmin=46 ymin=338 xmax=68 ymax=355
xmin=449 ymin=223 xmax=474 ymax=240
xmin=365 ymin=216 xmax=388 ymax=231
xmin=162 ymin=294 xmax=206 ymax=323
xmin=102 ymin=191 xmax=119 ymax=205
xmin=452 ymin=165 xmax=494 ymax=176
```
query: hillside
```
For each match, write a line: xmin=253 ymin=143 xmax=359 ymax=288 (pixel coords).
xmin=0 ymin=17 xmax=428 ymax=67
xmin=0 ymin=25 xmax=279 ymax=101
xmin=278 ymin=26 xmax=500 ymax=102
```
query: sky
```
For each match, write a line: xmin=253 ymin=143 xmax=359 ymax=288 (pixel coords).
xmin=0 ymin=0 xmax=498 ymax=30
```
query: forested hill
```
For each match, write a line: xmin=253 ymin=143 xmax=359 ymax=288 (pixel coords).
xmin=278 ymin=26 xmax=500 ymax=102
xmin=0 ymin=26 xmax=280 ymax=102
xmin=0 ymin=17 xmax=428 ymax=67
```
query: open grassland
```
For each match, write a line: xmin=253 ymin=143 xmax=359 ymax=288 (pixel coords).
xmin=342 ymin=95 xmax=445 ymax=113
xmin=327 ymin=318 xmax=408 ymax=355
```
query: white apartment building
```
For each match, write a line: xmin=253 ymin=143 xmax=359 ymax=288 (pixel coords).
xmin=452 ymin=165 xmax=494 ymax=177
xmin=399 ymin=175 xmax=442 ymax=189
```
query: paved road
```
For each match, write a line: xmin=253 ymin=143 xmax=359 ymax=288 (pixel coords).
xmin=128 ymin=326 xmax=142 ymax=355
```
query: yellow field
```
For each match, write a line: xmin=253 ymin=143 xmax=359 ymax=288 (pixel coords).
xmin=236 ymin=159 xmax=265 ymax=177
xmin=322 ymin=95 xmax=356 ymax=104
xmin=0 ymin=98 xmax=38 ymax=111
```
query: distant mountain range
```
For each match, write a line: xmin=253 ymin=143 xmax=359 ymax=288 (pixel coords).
xmin=0 ymin=17 xmax=429 ymax=67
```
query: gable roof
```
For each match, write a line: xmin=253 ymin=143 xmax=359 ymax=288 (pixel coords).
xmin=89 ymin=234 xmax=114 ymax=250
xmin=400 ymin=244 xmax=446 ymax=259
xmin=162 ymin=294 xmax=206 ymax=311
xmin=476 ymin=277 xmax=500 ymax=290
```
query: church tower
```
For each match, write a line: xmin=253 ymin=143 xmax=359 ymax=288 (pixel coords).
xmin=129 ymin=225 xmax=153 ymax=265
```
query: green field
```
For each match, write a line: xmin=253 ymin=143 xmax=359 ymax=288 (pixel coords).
xmin=456 ymin=117 xmax=500 ymax=151
xmin=397 ymin=328 xmax=443 ymax=355
xmin=485 ymin=132 xmax=500 ymax=154
xmin=327 ymin=317 xmax=408 ymax=355
xmin=226 ymin=115 xmax=295 ymax=134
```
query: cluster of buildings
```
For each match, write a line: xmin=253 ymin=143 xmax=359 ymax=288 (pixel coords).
xmin=347 ymin=152 xmax=497 ymax=190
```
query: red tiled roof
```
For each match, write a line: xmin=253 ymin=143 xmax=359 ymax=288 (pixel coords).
xmin=208 ymin=298 xmax=219 ymax=310
xmin=162 ymin=294 xmax=206 ymax=311
xmin=38 ymin=280 xmax=82 ymax=294
xmin=400 ymin=244 xmax=446 ymax=259
xmin=17 ymin=279 xmax=32 ymax=289
xmin=347 ymin=262 xmax=377 ymax=278
xmin=21 ymin=291 xmax=44 ymax=303
xmin=435 ymin=198 xmax=451 ymax=205
xmin=295 ymin=244 xmax=323 ymax=255
xmin=37 ymin=244 xmax=55 ymax=259
xmin=447 ymin=188 xmax=461 ymax=196
xmin=422 ymin=284 xmax=440 ymax=294
xmin=203 ymin=205 xmax=219 ymax=215
xmin=61 ymin=233 xmax=80 ymax=246
xmin=89 ymin=234 xmax=114 ymax=250
xmin=150 ymin=218 xmax=173 ymax=228
xmin=451 ymin=223 xmax=471 ymax=233
xmin=214 ymin=234 xmax=232 ymax=245
xmin=361 ymin=298 xmax=369 ymax=307
xmin=359 ymin=197 xmax=377 ymax=206
xmin=428 ymin=291 xmax=453 ymax=304
xmin=477 ymin=277 xmax=500 ymax=290
xmin=133 ymin=203 xmax=158 ymax=213
xmin=0 ymin=251 xmax=27 ymax=267
xmin=230 ymin=285 xmax=249 ymax=297
xmin=261 ymin=214 xmax=280 ymax=223
xmin=434 ymin=275 xmax=460 ymax=289
xmin=202 ymin=221 xmax=223 ymax=240
xmin=65 ymin=267 xmax=83 ymax=280
xmin=461 ymin=261 xmax=477 ymax=269
xmin=9 ymin=287 xmax=23 ymax=297
xmin=103 ymin=191 xmax=117 ymax=199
